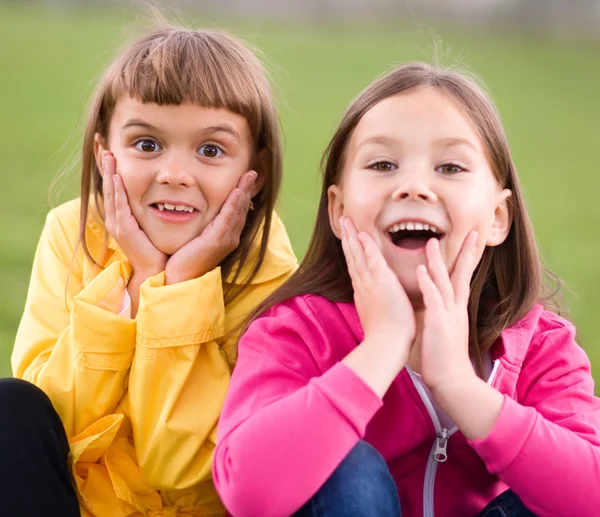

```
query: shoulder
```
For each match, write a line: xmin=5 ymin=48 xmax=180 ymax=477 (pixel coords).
xmin=227 ymin=211 xmax=298 ymax=286
xmin=45 ymin=198 xmax=81 ymax=230
xmin=39 ymin=199 xmax=82 ymax=257
xmin=244 ymin=295 xmax=359 ymax=358
xmin=258 ymin=294 xmax=346 ymax=325
xmin=506 ymin=305 xmax=590 ymax=380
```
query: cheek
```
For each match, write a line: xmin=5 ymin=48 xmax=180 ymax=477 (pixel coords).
xmin=342 ymin=182 xmax=381 ymax=228
xmin=112 ymin=154 xmax=153 ymax=202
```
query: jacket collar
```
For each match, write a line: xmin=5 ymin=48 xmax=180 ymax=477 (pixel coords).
xmin=336 ymin=300 xmax=545 ymax=370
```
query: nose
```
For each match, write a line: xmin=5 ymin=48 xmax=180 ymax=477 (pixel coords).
xmin=155 ymin=155 xmax=195 ymax=188
xmin=391 ymin=169 xmax=438 ymax=203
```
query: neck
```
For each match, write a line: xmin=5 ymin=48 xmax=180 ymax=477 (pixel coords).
xmin=408 ymin=308 xmax=425 ymax=373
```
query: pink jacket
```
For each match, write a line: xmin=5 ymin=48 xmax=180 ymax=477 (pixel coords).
xmin=213 ymin=295 xmax=600 ymax=517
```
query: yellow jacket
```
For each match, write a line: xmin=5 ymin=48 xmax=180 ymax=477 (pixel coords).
xmin=12 ymin=199 xmax=297 ymax=517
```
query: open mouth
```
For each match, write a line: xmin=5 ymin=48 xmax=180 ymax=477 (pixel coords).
xmin=387 ymin=222 xmax=444 ymax=250
xmin=151 ymin=203 xmax=196 ymax=214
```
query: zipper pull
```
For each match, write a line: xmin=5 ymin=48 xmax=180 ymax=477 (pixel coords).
xmin=434 ymin=428 xmax=449 ymax=463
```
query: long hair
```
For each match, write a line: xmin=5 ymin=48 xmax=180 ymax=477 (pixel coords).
xmin=79 ymin=24 xmax=282 ymax=302
xmin=252 ymin=62 xmax=560 ymax=376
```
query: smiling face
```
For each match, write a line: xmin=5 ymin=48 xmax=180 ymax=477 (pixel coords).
xmin=328 ymin=86 xmax=512 ymax=304
xmin=95 ymin=97 xmax=258 ymax=255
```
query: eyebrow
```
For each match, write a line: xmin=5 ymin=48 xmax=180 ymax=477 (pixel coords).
xmin=203 ymin=124 xmax=241 ymax=141
xmin=355 ymin=135 xmax=477 ymax=152
xmin=121 ymin=120 xmax=241 ymax=141
xmin=433 ymin=137 xmax=477 ymax=152
xmin=122 ymin=119 xmax=159 ymax=131
xmin=355 ymin=135 xmax=399 ymax=151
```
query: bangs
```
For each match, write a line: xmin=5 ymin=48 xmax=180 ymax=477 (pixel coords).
xmin=105 ymin=28 xmax=266 ymax=144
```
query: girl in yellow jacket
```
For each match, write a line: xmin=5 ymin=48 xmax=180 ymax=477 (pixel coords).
xmin=5 ymin=23 xmax=297 ymax=517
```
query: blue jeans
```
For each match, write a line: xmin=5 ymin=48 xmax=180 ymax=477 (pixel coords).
xmin=294 ymin=441 xmax=401 ymax=517
xmin=293 ymin=440 xmax=536 ymax=517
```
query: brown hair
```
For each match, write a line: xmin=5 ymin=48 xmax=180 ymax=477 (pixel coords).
xmin=79 ymin=24 xmax=282 ymax=302
xmin=253 ymin=62 xmax=561 ymax=376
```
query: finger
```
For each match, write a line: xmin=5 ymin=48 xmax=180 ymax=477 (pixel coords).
xmin=101 ymin=151 xmax=117 ymax=229
xmin=215 ymin=187 xmax=249 ymax=237
xmin=342 ymin=217 xmax=368 ymax=279
xmin=416 ymin=264 xmax=444 ymax=311
xmin=451 ymin=231 xmax=479 ymax=305
xmin=357 ymin=232 xmax=388 ymax=278
xmin=340 ymin=218 xmax=358 ymax=282
xmin=113 ymin=174 xmax=139 ymax=235
xmin=237 ymin=170 xmax=258 ymax=196
xmin=425 ymin=238 xmax=454 ymax=307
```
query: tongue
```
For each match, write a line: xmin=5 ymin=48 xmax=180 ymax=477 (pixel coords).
xmin=396 ymin=236 xmax=429 ymax=250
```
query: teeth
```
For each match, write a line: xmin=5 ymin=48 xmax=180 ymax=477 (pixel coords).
xmin=387 ymin=221 xmax=441 ymax=234
xmin=156 ymin=203 xmax=194 ymax=213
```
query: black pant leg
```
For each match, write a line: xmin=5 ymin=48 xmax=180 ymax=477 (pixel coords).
xmin=0 ymin=377 xmax=80 ymax=517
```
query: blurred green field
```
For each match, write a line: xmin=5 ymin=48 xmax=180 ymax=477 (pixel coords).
xmin=1 ymin=4 xmax=599 ymax=386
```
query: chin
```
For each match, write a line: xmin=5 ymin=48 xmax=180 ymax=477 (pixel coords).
xmin=150 ymin=237 xmax=190 ymax=256
xmin=393 ymin=270 xmax=424 ymax=307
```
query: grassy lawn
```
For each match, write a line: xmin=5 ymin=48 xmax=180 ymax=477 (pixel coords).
xmin=1 ymin=4 xmax=599 ymax=388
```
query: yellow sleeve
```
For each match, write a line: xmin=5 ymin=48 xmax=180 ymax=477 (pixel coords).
xmin=128 ymin=268 xmax=231 ymax=490
xmin=11 ymin=209 xmax=137 ymax=437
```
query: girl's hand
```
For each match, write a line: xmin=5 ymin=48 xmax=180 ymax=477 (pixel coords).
xmin=416 ymin=231 xmax=479 ymax=393
xmin=101 ymin=151 xmax=168 ymax=280
xmin=164 ymin=171 xmax=257 ymax=285
xmin=340 ymin=217 xmax=415 ymax=366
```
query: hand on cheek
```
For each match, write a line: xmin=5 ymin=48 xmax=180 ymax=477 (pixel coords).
xmin=164 ymin=170 xmax=257 ymax=285
xmin=416 ymin=231 xmax=505 ymax=439
xmin=100 ymin=150 xmax=168 ymax=316
xmin=340 ymin=217 xmax=416 ymax=367
xmin=416 ymin=232 xmax=479 ymax=392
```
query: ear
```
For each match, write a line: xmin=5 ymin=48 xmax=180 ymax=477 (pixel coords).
xmin=327 ymin=184 xmax=344 ymax=239
xmin=250 ymin=148 xmax=268 ymax=198
xmin=486 ymin=188 xmax=512 ymax=247
xmin=93 ymin=132 xmax=107 ymax=175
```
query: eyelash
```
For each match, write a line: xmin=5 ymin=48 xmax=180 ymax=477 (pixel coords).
xmin=134 ymin=139 xmax=162 ymax=152
xmin=436 ymin=162 xmax=467 ymax=174
xmin=368 ymin=161 xmax=467 ymax=174
xmin=132 ymin=140 xmax=226 ymax=158
xmin=369 ymin=161 xmax=397 ymax=172
xmin=197 ymin=144 xmax=224 ymax=159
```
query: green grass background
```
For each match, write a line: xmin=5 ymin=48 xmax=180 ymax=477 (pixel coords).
xmin=1 ymin=5 xmax=599 ymax=387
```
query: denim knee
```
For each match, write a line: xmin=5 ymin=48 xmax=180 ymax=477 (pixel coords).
xmin=295 ymin=440 xmax=401 ymax=517
xmin=478 ymin=489 xmax=537 ymax=517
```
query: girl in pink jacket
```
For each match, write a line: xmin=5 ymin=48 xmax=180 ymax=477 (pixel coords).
xmin=213 ymin=62 xmax=600 ymax=517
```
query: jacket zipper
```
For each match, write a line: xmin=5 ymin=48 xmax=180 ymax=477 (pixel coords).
xmin=407 ymin=360 xmax=500 ymax=517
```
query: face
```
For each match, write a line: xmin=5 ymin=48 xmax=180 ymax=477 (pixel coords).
xmin=95 ymin=97 xmax=259 ymax=255
xmin=328 ymin=87 xmax=512 ymax=304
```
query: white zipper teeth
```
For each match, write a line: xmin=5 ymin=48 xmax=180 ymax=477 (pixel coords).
xmin=488 ymin=359 xmax=500 ymax=386
xmin=406 ymin=360 xmax=501 ymax=517
xmin=423 ymin=440 xmax=438 ymax=517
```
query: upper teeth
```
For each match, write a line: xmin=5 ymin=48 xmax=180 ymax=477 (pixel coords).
xmin=388 ymin=222 xmax=439 ymax=234
xmin=157 ymin=203 xmax=194 ymax=213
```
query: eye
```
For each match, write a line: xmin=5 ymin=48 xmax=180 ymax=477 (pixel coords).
xmin=437 ymin=163 xmax=465 ymax=174
xmin=198 ymin=144 xmax=224 ymax=158
xmin=370 ymin=161 xmax=396 ymax=172
xmin=135 ymin=139 xmax=162 ymax=153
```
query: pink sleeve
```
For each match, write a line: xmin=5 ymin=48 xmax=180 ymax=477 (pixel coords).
xmin=213 ymin=301 xmax=383 ymax=517
xmin=470 ymin=324 xmax=600 ymax=516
